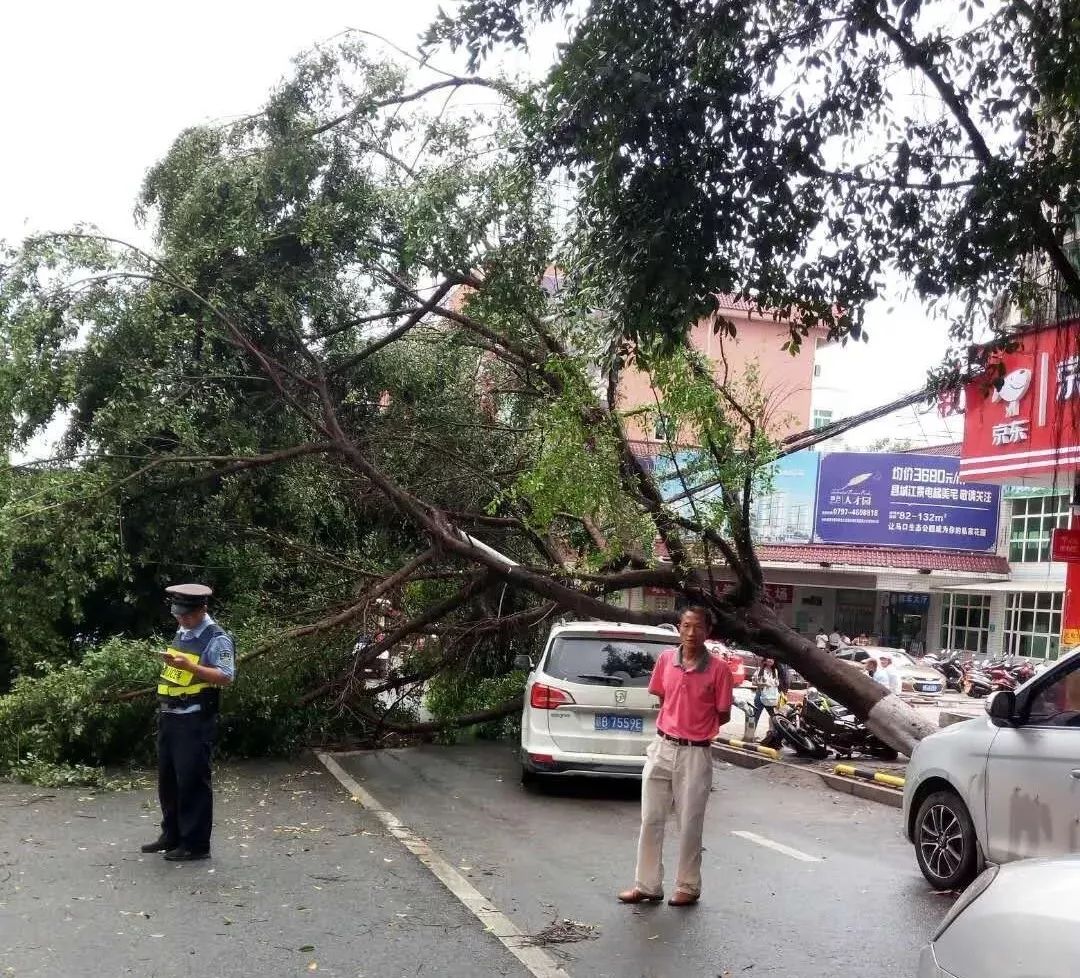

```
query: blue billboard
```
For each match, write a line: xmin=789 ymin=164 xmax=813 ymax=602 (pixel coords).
xmin=813 ymin=453 xmax=1000 ymax=552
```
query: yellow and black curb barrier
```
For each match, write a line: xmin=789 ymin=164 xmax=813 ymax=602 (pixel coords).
xmin=718 ymin=737 xmax=780 ymax=760
xmin=833 ymin=763 xmax=905 ymax=789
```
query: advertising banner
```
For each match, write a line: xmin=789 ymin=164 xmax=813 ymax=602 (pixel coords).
xmin=960 ymin=323 xmax=1080 ymax=483
xmin=813 ymin=453 xmax=1000 ymax=552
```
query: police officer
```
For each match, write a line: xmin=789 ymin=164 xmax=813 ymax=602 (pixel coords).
xmin=141 ymin=583 xmax=235 ymax=861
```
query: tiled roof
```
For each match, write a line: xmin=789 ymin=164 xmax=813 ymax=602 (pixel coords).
xmin=901 ymin=443 xmax=962 ymax=457
xmin=756 ymin=543 xmax=1009 ymax=575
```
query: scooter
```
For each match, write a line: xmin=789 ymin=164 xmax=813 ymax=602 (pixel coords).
xmin=771 ymin=690 xmax=898 ymax=761
xmin=965 ymin=656 xmax=1034 ymax=697
xmin=924 ymin=650 xmax=968 ymax=693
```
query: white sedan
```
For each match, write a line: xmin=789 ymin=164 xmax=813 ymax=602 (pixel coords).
xmin=903 ymin=646 xmax=1080 ymax=890
xmin=835 ymin=646 xmax=945 ymax=697
xmin=919 ymin=857 xmax=1080 ymax=977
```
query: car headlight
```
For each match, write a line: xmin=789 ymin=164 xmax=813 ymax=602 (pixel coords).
xmin=931 ymin=864 xmax=999 ymax=941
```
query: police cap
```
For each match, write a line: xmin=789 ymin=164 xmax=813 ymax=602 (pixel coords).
xmin=165 ymin=583 xmax=213 ymax=609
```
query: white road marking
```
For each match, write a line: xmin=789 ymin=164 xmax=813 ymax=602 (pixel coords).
xmin=316 ymin=752 xmax=568 ymax=978
xmin=731 ymin=830 xmax=822 ymax=863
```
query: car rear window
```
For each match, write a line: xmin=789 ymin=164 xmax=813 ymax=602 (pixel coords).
xmin=543 ymin=636 xmax=672 ymax=687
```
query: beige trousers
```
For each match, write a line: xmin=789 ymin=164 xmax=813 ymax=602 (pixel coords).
xmin=634 ymin=736 xmax=713 ymax=898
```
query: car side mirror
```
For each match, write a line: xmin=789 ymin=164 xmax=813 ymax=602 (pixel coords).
xmin=513 ymin=654 xmax=534 ymax=671
xmin=986 ymin=690 xmax=1017 ymax=726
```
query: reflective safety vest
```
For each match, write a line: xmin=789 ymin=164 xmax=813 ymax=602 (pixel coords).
xmin=157 ymin=621 xmax=226 ymax=713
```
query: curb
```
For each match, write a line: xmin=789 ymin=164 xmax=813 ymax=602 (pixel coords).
xmin=833 ymin=763 xmax=906 ymax=789
xmin=711 ymin=743 xmax=905 ymax=810
xmin=716 ymin=737 xmax=781 ymax=760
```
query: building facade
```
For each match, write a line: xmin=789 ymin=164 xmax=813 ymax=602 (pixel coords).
xmin=619 ymin=295 xmax=823 ymax=441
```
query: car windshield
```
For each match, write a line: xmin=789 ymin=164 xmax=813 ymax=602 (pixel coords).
xmin=544 ymin=636 xmax=671 ymax=687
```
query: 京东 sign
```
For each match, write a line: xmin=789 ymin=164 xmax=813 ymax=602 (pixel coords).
xmin=960 ymin=323 xmax=1080 ymax=483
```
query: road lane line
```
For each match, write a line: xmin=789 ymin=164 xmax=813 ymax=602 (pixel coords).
xmin=316 ymin=752 xmax=568 ymax=978
xmin=731 ymin=830 xmax=822 ymax=863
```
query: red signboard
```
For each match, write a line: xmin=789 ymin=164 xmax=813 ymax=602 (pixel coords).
xmin=1053 ymin=527 xmax=1080 ymax=563
xmin=960 ymin=321 xmax=1080 ymax=483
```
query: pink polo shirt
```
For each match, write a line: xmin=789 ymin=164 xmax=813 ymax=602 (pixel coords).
xmin=649 ymin=647 xmax=734 ymax=742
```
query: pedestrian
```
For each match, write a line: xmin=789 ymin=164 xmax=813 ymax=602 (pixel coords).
xmin=752 ymin=656 xmax=787 ymax=727
xmin=876 ymin=655 xmax=901 ymax=695
xmin=828 ymin=628 xmax=844 ymax=651
xmin=141 ymin=583 xmax=235 ymax=861
xmin=815 ymin=628 xmax=828 ymax=651
xmin=618 ymin=606 xmax=734 ymax=908
xmin=865 ymin=658 xmax=879 ymax=680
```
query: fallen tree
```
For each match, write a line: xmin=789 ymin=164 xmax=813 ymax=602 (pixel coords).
xmin=20 ymin=27 xmax=1076 ymax=754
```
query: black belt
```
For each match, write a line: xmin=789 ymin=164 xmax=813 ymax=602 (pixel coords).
xmin=658 ymin=731 xmax=711 ymax=748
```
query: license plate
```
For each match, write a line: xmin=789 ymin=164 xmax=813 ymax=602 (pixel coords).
xmin=594 ymin=714 xmax=644 ymax=733
xmin=916 ymin=683 xmax=941 ymax=693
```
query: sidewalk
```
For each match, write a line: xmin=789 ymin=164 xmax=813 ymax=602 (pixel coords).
xmin=0 ymin=760 xmax=527 ymax=978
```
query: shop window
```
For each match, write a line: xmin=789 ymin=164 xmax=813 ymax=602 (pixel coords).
xmin=1004 ymin=591 xmax=1064 ymax=660
xmin=939 ymin=592 xmax=991 ymax=654
xmin=1008 ymin=494 xmax=1070 ymax=563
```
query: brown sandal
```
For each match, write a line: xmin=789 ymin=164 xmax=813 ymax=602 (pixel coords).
xmin=617 ymin=887 xmax=664 ymax=904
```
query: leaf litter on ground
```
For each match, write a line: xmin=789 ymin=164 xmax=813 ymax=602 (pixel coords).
xmin=519 ymin=916 xmax=599 ymax=947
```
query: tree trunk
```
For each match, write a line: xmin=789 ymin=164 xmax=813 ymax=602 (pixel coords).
xmin=736 ymin=604 xmax=937 ymax=756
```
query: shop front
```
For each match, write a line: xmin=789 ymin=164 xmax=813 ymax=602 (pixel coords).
xmin=959 ymin=321 xmax=1080 ymax=652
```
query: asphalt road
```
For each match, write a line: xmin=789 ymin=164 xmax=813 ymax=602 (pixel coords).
xmin=0 ymin=761 xmax=527 ymax=978
xmin=335 ymin=743 xmax=951 ymax=978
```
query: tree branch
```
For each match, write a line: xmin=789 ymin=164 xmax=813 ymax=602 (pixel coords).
xmin=307 ymin=77 xmax=513 ymax=136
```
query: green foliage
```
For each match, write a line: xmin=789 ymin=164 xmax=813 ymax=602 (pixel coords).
xmin=0 ymin=638 xmax=159 ymax=775
xmin=0 ymin=631 xmax=362 ymax=786
xmin=435 ymin=0 xmax=1080 ymax=366
xmin=425 ymin=669 xmax=527 ymax=743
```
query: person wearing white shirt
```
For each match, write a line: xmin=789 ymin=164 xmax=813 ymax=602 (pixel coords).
xmin=876 ymin=655 xmax=901 ymax=695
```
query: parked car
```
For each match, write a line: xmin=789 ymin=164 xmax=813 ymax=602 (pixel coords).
xmin=918 ymin=857 xmax=1080 ymax=977
xmin=517 ymin=620 xmax=680 ymax=784
xmin=903 ymin=645 xmax=1080 ymax=890
xmin=835 ymin=646 xmax=944 ymax=697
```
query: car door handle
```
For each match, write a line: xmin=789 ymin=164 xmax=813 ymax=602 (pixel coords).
xmin=1070 ymin=770 xmax=1080 ymax=780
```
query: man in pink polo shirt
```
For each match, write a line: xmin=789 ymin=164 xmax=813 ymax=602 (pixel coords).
xmin=618 ymin=605 xmax=734 ymax=907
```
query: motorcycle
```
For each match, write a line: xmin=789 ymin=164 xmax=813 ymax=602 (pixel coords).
xmin=965 ymin=656 xmax=1033 ymax=697
xmin=924 ymin=650 xmax=968 ymax=693
xmin=771 ymin=690 xmax=898 ymax=762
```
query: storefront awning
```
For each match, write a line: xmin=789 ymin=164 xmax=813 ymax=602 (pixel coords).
xmin=930 ymin=579 xmax=1064 ymax=593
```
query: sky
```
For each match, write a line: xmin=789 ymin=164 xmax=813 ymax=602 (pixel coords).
xmin=1 ymin=0 xmax=957 ymax=457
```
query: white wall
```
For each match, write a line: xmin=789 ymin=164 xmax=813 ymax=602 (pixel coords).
xmin=791 ymin=586 xmax=836 ymax=636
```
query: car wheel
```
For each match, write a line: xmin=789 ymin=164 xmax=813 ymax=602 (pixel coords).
xmin=914 ymin=790 xmax=979 ymax=891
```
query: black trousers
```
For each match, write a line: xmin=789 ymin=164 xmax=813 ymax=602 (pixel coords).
xmin=157 ymin=710 xmax=217 ymax=852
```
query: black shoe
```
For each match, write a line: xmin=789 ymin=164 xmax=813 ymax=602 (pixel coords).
xmin=140 ymin=836 xmax=177 ymax=853
xmin=163 ymin=847 xmax=210 ymax=862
